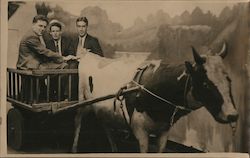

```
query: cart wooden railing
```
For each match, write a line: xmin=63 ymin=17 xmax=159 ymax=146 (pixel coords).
xmin=7 ymin=68 xmax=78 ymax=112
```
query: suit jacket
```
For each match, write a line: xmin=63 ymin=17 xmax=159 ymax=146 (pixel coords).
xmin=44 ymin=34 xmax=72 ymax=56
xmin=16 ymin=30 xmax=64 ymax=70
xmin=69 ymin=34 xmax=103 ymax=57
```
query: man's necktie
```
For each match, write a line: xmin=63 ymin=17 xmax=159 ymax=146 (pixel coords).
xmin=55 ymin=41 xmax=59 ymax=53
xmin=79 ymin=37 xmax=83 ymax=47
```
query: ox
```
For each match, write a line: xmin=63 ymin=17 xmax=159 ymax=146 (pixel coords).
xmin=72 ymin=43 xmax=238 ymax=153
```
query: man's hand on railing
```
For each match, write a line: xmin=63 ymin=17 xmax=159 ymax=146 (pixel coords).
xmin=76 ymin=48 xmax=91 ymax=60
xmin=63 ymin=55 xmax=79 ymax=61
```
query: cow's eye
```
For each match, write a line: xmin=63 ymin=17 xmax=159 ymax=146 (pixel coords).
xmin=226 ymin=76 xmax=231 ymax=82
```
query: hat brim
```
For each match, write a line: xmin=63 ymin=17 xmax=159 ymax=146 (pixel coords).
xmin=48 ymin=20 xmax=65 ymax=29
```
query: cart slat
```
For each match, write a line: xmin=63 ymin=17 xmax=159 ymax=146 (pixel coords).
xmin=47 ymin=75 xmax=50 ymax=102
xmin=30 ymin=77 xmax=33 ymax=103
xmin=17 ymin=74 xmax=20 ymax=100
xmin=69 ymin=74 xmax=72 ymax=101
xmin=36 ymin=78 xmax=39 ymax=103
xmin=7 ymin=71 xmax=9 ymax=97
xmin=13 ymin=73 xmax=16 ymax=99
xmin=9 ymin=72 xmax=12 ymax=98
xmin=58 ymin=75 xmax=61 ymax=101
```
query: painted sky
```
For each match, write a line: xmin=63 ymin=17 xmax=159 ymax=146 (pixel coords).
xmin=50 ymin=0 xmax=244 ymax=28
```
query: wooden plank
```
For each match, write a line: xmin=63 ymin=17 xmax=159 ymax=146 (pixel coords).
xmin=7 ymin=98 xmax=76 ymax=113
xmin=13 ymin=73 xmax=16 ymax=99
xmin=32 ymin=69 xmax=78 ymax=75
xmin=7 ymin=68 xmax=33 ymax=76
xmin=7 ymin=97 xmax=35 ymax=112
xmin=36 ymin=77 xmax=40 ymax=103
xmin=22 ymin=75 xmax=26 ymax=102
xmin=7 ymin=68 xmax=78 ymax=76
xmin=7 ymin=71 xmax=9 ymax=97
xmin=17 ymin=74 xmax=20 ymax=100
xmin=20 ymin=75 xmax=24 ymax=102
xmin=9 ymin=72 xmax=12 ymax=98
xmin=58 ymin=75 xmax=61 ymax=101
xmin=53 ymin=86 xmax=141 ymax=114
xmin=33 ymin=100 xmax=78 ymax=112
xmin=30 ymin=77 xmax=33 ymax=103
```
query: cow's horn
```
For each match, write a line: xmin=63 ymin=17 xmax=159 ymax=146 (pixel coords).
xmin=218 ymin=42 xmax=227 ymax=59
xmin=191 ymin=46 xmax=205 ymax=65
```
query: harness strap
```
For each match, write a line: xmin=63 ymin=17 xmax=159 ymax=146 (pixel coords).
xmin=183 ymin=74 xmax=191 ymax=109
xmin=113 ymin=86 xmax=126 ymax=112
xmin=113 ymin=63 xmax=152 ymax=126
xmin=131 ymin=80 xmax=193 ymax=112
xmin=170 ymin=107 xmax=179 ymax=127
xmin=133 ymin=63 xmax=150 ymax=84
xmin=113 ymin=86 xmax=132 ymax=130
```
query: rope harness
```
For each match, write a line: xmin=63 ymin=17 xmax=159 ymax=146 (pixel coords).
xmin=131 ymin=78 xmax=192 ymax=127
xmin=131 ymin=80 xmax=193 ymax=112
xmin=113 ymin=64 xmax=193 ymax=128
xmin=113 ymin=86 xmax=129 ymax=125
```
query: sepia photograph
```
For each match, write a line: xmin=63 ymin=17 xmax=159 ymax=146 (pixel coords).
xmin=2 ymin=0 xmax=250 ymax=157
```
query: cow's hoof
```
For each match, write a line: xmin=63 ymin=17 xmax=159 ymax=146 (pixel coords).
xmin=72 ymin=147 xmax=77 ymax=153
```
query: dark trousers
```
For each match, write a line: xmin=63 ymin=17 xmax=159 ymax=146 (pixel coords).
xmin=50 ymin=74 xmax=69 ymax=101
xmin=19 ymin=62 xmax=69 ymax=103
xmin=20 ymin=75 xmax=47 ymax=103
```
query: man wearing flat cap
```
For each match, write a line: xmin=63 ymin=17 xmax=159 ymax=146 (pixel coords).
xmin=45 ymin=19 xmax=73 ymax=57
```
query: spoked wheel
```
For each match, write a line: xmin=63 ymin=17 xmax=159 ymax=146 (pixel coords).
xmin=7 ymin=108 xmax=26 ymax=150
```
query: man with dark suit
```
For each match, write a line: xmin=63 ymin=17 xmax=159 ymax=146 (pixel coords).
xmin=69 ymin=16 xmax=103 ymax=57
xmin=44 ymin=20 xmax=72 ymax=57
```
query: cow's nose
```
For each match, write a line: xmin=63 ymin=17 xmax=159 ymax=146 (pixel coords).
xmin=227 ymin=114 xmax=238 ymax=122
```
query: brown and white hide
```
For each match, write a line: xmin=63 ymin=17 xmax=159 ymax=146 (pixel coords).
xmin=72 ymin=51 xmax=160 ymax=153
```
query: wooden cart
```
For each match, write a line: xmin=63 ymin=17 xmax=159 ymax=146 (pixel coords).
xmin=7 ymin=68 xmax=80 ymax=150
xmin=6 ymin=68 xmax=139 ymax=151
xmin=7 ymin=68 xmax=203 ymax=153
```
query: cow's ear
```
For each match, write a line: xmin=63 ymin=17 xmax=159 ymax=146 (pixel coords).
xmin=185 ymin=61 xmax=193 ymax=74
xmin=191 ymin=46 xmax=205 ymax=65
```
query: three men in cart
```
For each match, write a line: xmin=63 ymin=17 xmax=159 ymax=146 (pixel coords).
xmin=16 ymin=14 xmax=103 ymax=101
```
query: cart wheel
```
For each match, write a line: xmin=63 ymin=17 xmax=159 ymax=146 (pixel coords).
xmin=7 ymin=108 xmax=26 ymax=150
